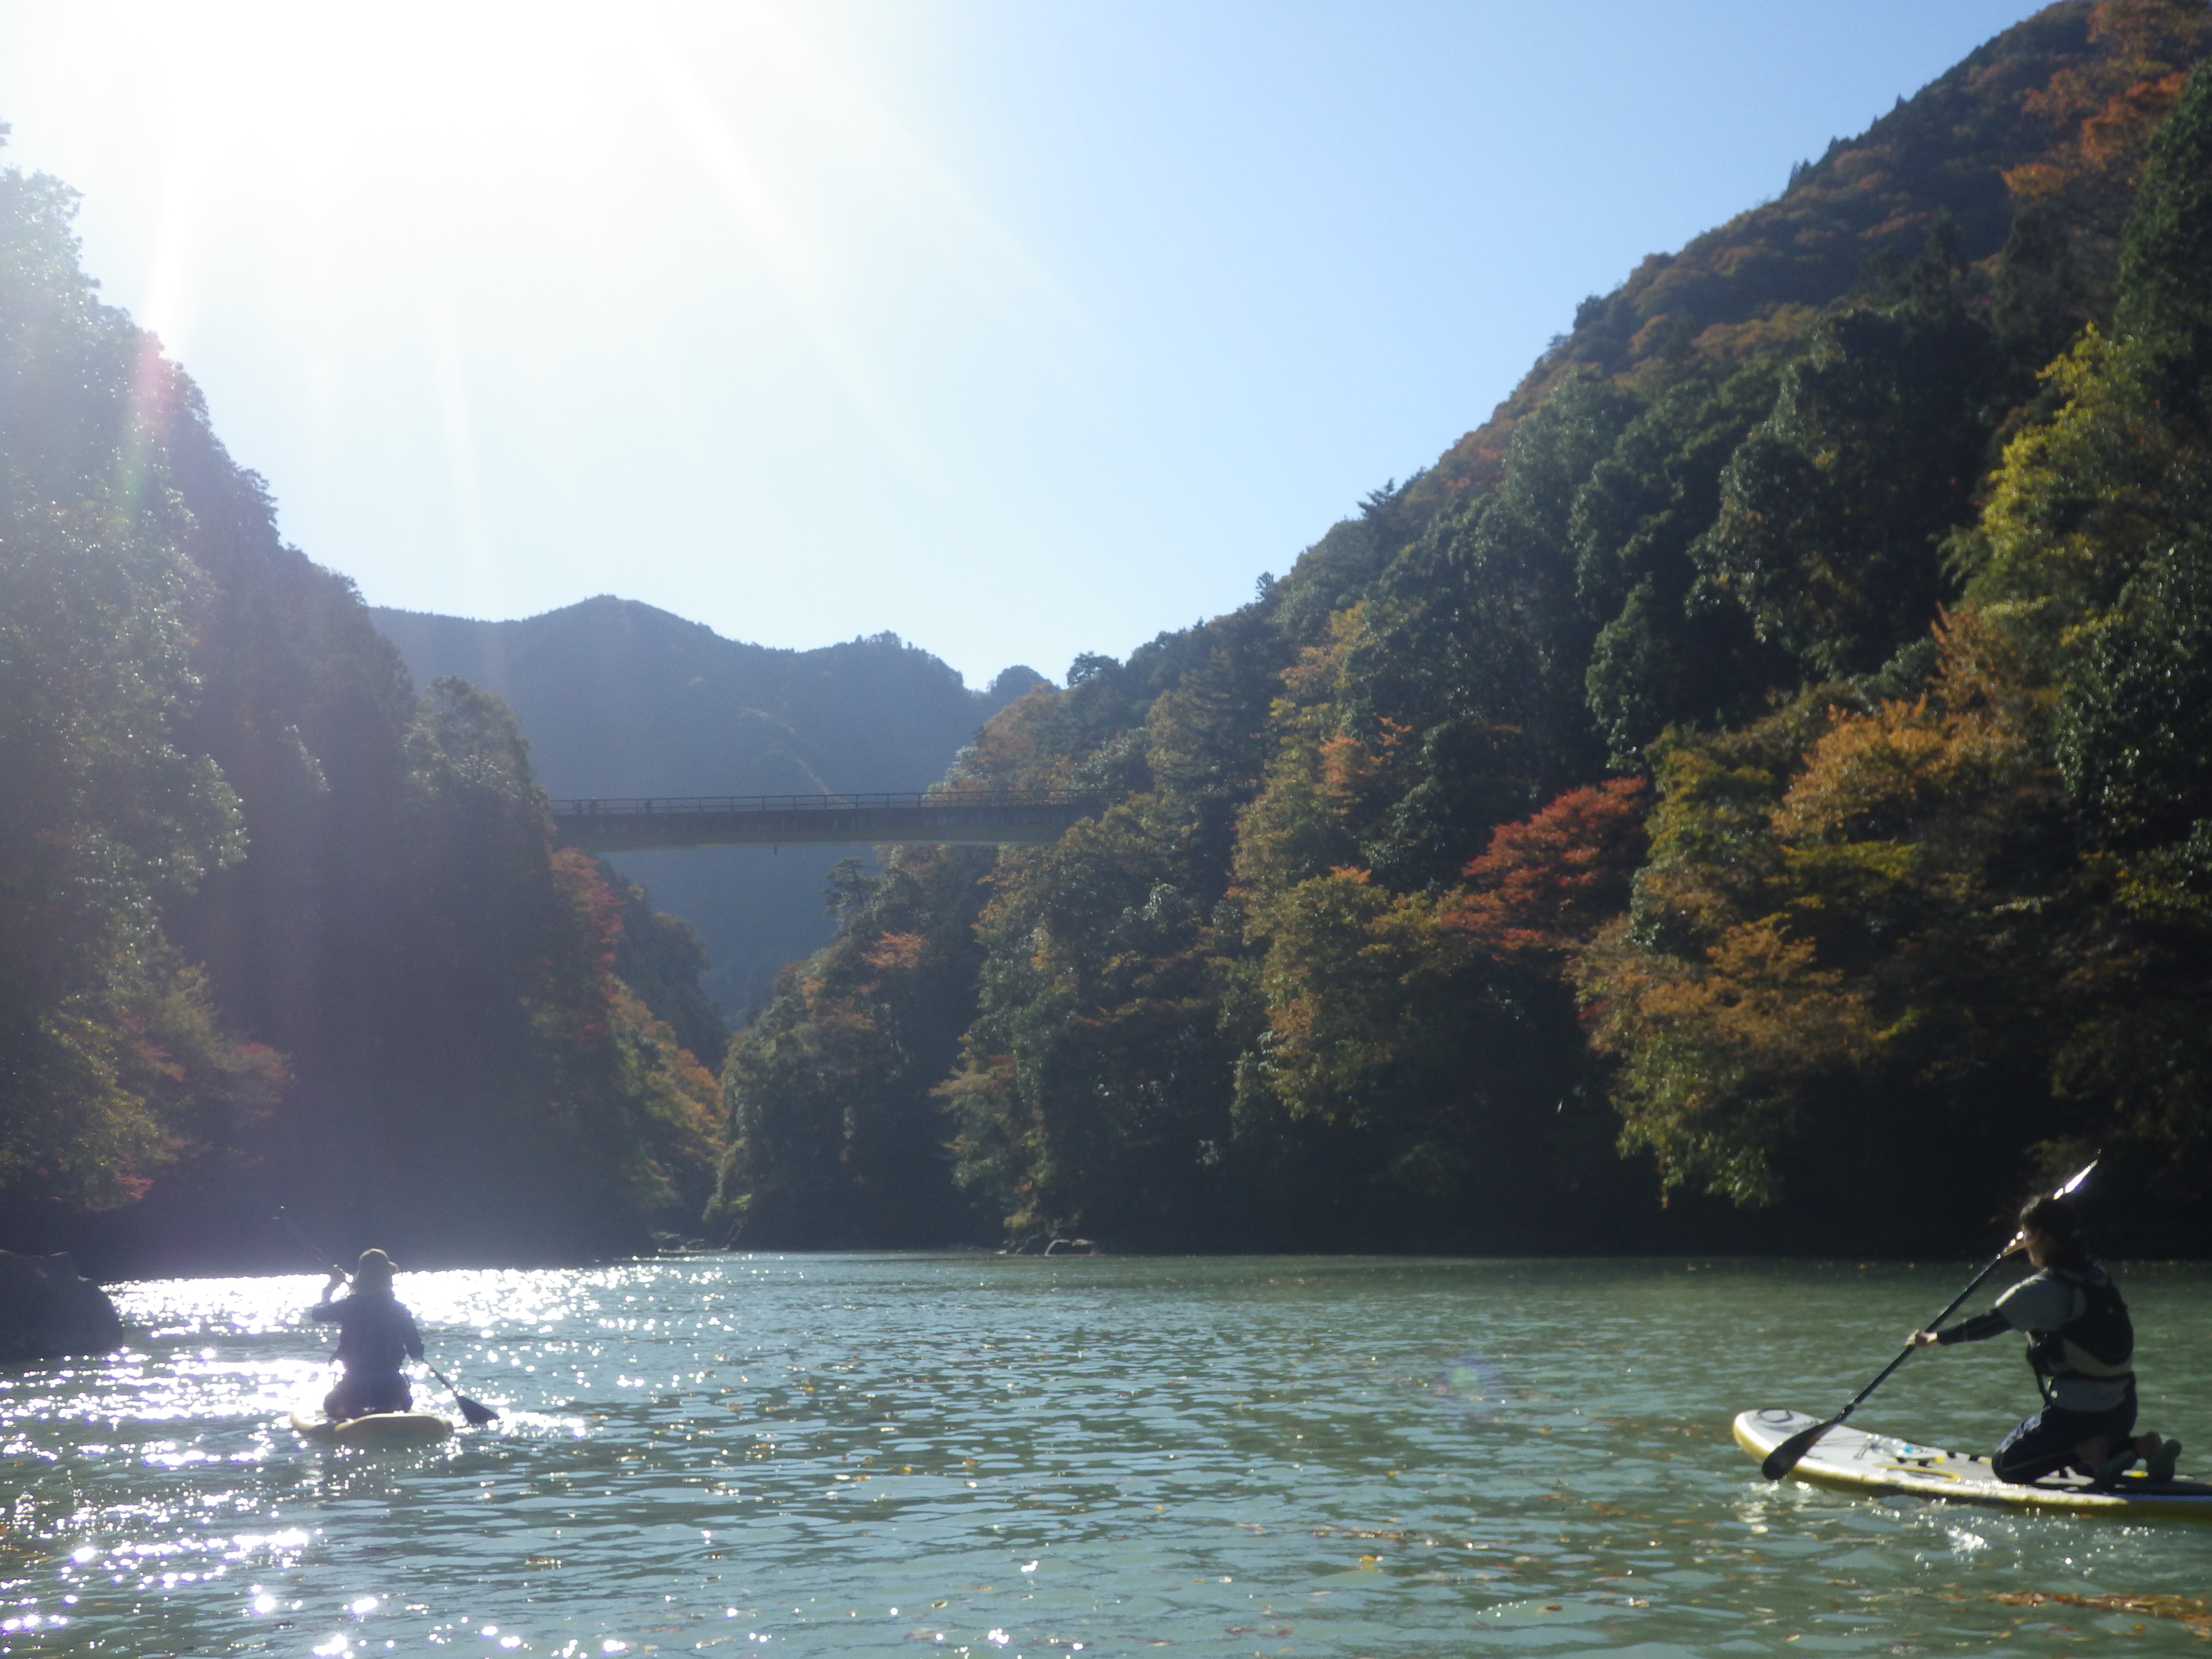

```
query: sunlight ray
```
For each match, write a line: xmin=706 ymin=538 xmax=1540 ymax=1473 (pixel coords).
xmin=424 ymin=290 xmax=501 ymax=615
xmin=736 ymin=4 xmax=1096 ymax=351
xmin=631 ymin=17 xmax=937 ymax=484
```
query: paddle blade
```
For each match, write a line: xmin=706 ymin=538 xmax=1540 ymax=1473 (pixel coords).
xmin=1762 ymin=1417 xmax=1838 ymax=1481
xmin=426 ymin=1362 xmax=500 ymax=1426
xmin=2055 ymin=1157 xmax=2098 ymax=1199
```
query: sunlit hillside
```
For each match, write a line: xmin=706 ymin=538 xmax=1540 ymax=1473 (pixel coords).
xmin=712 ymin=0 xmax=2212 ymax=1257
xmin=5 ymin=0 xmax=2211 ymax=1270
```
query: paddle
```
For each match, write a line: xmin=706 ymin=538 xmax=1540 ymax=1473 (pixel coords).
xmin=274 ymin=1210 xmax=500 ymax=1427
xmin=1760 ymin=1157 xmax=2098 ymax=1482
xmin=424 ymin=1363 xmax=501 ymax=1429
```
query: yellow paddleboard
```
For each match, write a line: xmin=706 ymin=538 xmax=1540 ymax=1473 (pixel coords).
xmin=289 ymin=1408 xmax=454 ymax=1446
xmin=1735 ymin=1407 xmax=2212 ymax=1521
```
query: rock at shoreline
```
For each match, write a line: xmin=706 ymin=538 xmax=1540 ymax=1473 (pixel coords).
xmin=0 ymin=1250 xmax=123 ymax=1361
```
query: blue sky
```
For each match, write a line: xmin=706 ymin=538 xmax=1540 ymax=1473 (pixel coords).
xmin=0 ymin=0 xmax=2049 ymax=689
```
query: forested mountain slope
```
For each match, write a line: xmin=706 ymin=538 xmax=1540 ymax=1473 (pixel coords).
xmin=0 ymin=146 xmax=726 ymax=1274
xmin=715 ymin=0 xmax=2212 ymax=1257
xmin=372 ymin=600 xmax=1043 ymax=1013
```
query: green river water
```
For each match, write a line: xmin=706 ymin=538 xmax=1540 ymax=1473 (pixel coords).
xmin=2 ymin=1255 xmax=2207 ymax=1657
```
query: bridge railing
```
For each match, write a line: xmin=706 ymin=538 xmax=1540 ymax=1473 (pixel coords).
xmin=548 ymin=790 xmax=1091 ymax=816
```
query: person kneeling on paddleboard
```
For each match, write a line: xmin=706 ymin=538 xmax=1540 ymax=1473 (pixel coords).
xmin=308 ymin=1249 xmax=426 ymax=1420
xmin=1908 ymin=1196 xmax=2181 ymax=1486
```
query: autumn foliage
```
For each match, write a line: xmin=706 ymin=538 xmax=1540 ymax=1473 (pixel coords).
xmin=703 ymin=8 xmax=2212 ymax=1255
xmin=0 ymin=168 xmax=726 ymax=1266
xmin=15 ymin=2 xmax=2212 ymax=1262
xmin=1443 ymin=779 xmax=1650 ymax=961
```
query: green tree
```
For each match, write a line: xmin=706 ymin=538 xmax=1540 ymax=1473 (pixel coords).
xmin=2114 ymin=61 xmax=2212 ymax=418
xmin=1572 ymin=364 xmax=1791 ymax=764
xmin=2056 ymin=533 xmax=2212 ymax=843
xmin=711 ymin=847 xmax=996 ymax=1247
xmin=0 ymin=168 xmax=251 ymax=1213
xmin=1693 ymin=242 xmax=1998 ymax=677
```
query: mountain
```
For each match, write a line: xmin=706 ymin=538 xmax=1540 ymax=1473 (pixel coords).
xmin=708 ymin=0 xmax=2212 ymax=1256
xmin=15 ymin=0 xmax=2205 ymax=1269
xmin=372 ymin=597 xmax=1045 ymax=1014
xmin=2 ymin=167 xmax=730 ymax=1272
xmin=1404 ymin=0 xmax=2209 ymax=516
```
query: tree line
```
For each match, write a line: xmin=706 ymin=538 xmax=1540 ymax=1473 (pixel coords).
xmin=0 ymin=141 xmax=725 ymax=1273
xmin=711 ymin=2 xmax=2212 ymax=1258
xmin=8 ymin=1 xmax=2210 ymax=1269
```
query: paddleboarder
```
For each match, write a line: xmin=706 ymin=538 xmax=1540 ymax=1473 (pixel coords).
xmin=1908 ymin=1195 xmax=2181 ymax=1486
xmin=307 ymin=1248 xmax=427 ymax=1420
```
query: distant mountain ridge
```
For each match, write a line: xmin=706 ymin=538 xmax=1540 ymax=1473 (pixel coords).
xmin=373 ymin=595 xmax=1041 ymax=798
xmin=373 ymin=596 xmax=1046 ymax=1013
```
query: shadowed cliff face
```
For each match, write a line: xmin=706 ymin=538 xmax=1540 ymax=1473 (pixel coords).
xmin=373 ymin=597 xmax=1045 ymax=1014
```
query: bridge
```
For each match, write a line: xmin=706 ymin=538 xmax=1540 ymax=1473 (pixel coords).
xmin=549 ymin=791 xmax=1096 ymax=852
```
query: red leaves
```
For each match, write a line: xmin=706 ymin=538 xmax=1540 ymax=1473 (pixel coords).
xmin=549 ymin=846 xmax=623 ymax=986
xmin=1442 ymin=779 xmax=1651 ymax=962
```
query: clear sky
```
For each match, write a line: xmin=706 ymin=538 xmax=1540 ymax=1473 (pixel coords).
xmin=0 ymin=0 xmax=2049 ymax=690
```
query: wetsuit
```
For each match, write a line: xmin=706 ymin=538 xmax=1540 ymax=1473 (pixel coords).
xmin=1936 ymin=1261 xmax=2134 ymax=1484
xmin=307 ymin=1290 xmax=426 ymax=1419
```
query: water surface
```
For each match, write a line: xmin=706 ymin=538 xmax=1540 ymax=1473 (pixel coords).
xmin=3 ymin=1255 xmax=2208 ymax=1656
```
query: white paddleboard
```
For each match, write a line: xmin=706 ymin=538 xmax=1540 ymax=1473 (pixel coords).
xmin=288 ymin=1408 xmax=454 ymax=1446
xmin=1735 ymin=1407 xmax=2212 ymax=1521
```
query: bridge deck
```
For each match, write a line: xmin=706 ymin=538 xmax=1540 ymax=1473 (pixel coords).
xmin=550 ymin=792 xmax=1093 ymax=851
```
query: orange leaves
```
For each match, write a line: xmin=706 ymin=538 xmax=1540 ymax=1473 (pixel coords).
xmin=1631 ymin=917 xmax=1875 ymax=1067
xmin=1771 ymin=686 xmax=2031 ymax=861
xmin=1769 ymin=613 xmax=2055 ymax=930
xmin=1316 ymin=732 xmax=1373 ymax=797
xmin=549 ymin=846 xmax=623 ymax=980
xmin=862 ymin=931 xmax=929 ymax=972
xmin=1574 ymin=912 xmax=1880 ymax=1204
xmin=1246 ymin=782 xmax=1656 ymax=1133
xmin=609 ymin=982 xmax=727 ymax=1200
xmin=1250 ymin=867 xmax=1457 ymax=1123
xmin=2005 ymin=2 xmax=2211 ymax=247
xmin=529 ymin=847 xmax=730 ymax=1216
xmin=1235 ymin=724 xmax=1370 ymax=902
xmin=960 ymin=681 xmax=1069 ymax=791
xmin=2025 ymin=0 xmax=2209 ymax=129
xmin=1923 ymin=604 xmax=2053 ymax=717
xmin=2081 ymin=67 xmax=2192 ymax=168
xmin=1318 ymin=719 xmax=1409 ymax=805
xmin=1567 ymin=587 xmax=2077 ymax=1202
xmin=1774 ymin=705 xmax=1953 ymax=842
xmin=2002 ymin=161 xmax=2069 ymax=200
xmin=1279 ymin=640 xmax=1347 ymax=706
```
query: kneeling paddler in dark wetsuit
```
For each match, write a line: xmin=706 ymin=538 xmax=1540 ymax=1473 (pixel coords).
xmin=307 ymin=1249 xmax=426 ymax=1421
xmin=1909 ymin=1195 xmax=2182 ymax=1486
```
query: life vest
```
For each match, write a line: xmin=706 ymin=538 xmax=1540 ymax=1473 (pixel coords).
xmin=2024 ymin=1263 xmax=2133 ymax=1398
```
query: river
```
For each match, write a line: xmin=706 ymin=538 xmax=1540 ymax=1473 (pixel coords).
xmin=2 ymin=1255 xmax=2207 ymax=1656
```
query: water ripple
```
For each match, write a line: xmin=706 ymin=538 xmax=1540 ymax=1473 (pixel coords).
xmin=1 ymin=1256 xmax=2207 ymax=1655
